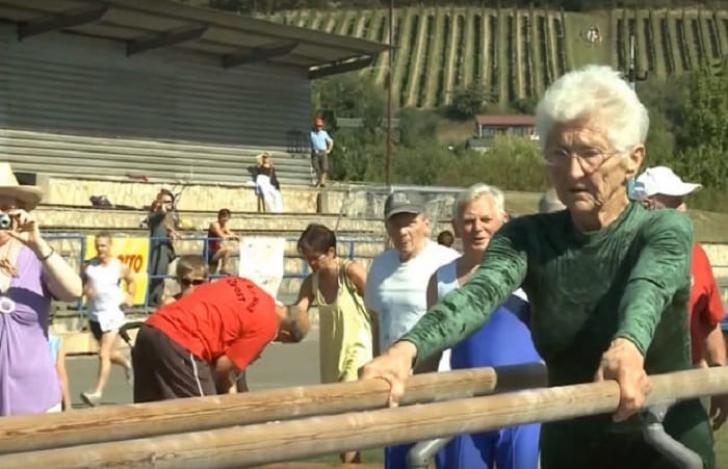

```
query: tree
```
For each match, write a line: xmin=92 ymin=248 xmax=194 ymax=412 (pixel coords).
xmin=312 ymin=74 xmax=384 ymax=130
xmin=669 ymin=65 xmax=728 ymax=190
xmin=397 ymin=108 xmax=439 ymax=148
xmin=678 ymin=65 xmax=728 ymax=153
xmin=447 ymin=83 xmax=494 ymax=120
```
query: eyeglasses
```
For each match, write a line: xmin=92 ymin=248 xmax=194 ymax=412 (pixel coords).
xmin=180 ymin=278 xmax=206 ymax=286
xmin=543 ymin=147 xmax=621 ymax=174
xmin=161 ymin=199 xmax=174 ymax=204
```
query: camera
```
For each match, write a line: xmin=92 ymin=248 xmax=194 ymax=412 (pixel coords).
xmin=0 ymin=213 xmax=12 ymax=230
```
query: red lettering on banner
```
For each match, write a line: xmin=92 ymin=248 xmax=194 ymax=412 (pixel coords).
xmin=117 ymin=254 xmax=144 ymax=273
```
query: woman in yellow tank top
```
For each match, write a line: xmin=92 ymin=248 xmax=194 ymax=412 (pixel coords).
xmin=291 ymin=224 xmax=373 ymax=463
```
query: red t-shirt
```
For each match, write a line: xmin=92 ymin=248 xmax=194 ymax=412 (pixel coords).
xmin=688 ymin=243 xmax=725 ymax=364
xmin=147 ymin=277 xmax=278 ymax=371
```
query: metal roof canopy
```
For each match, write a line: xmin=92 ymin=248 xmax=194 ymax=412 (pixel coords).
xmin=0 ymin=0 xmax=387 ymax=78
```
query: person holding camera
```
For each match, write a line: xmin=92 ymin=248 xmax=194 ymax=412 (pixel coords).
xmin=0 ymin=162 xmax=82 ymax=416
xmin=146 ymin=189 xmax=181 ymax=307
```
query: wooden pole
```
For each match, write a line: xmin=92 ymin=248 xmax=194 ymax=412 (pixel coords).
xmin=385 ymin=0 xmax=394 ymax=186
xmin=0 ymin=364 xmax=545 ymax=454
xmin=1 ymin=367 xmax=726 ymax=468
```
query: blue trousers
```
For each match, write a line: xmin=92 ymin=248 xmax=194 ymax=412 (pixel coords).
xmin=444 ymin=423 xmax=540 ymax=469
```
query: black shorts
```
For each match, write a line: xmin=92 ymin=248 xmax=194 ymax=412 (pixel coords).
xmin=132 ymin=324 xmax=217 ymax=403
xmin=88 ymin=320 xmax=104 ymax=342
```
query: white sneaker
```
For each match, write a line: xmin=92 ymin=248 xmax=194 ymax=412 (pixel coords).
xmin=80 ymin=391 xmax=102 ymax=407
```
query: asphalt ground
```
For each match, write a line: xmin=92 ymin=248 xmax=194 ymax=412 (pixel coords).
xmin=68 ymin=328 xmax=321 ymax=408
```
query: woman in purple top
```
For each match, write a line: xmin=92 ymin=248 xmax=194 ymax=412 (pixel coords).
xmin=0 ymin=162 xmax=82 ymax=416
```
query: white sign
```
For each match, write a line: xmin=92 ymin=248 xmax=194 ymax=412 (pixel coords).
xmin=238 ymin=236 xmax=286 ymax=299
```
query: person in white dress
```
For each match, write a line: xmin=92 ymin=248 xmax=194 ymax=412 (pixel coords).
xmin=80 ymin=232 xmax=135 ymax=406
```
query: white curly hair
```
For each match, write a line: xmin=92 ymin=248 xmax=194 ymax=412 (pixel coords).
xmin=535 ymin=65 xmax=649 ymax=153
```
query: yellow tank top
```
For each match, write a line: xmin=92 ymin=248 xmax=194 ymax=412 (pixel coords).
xmin=312 ymin=260 xmax=373 ymax=383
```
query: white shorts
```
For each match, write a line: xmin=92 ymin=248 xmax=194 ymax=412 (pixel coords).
xmin=90 ymin=310 xmax=125 ymax=333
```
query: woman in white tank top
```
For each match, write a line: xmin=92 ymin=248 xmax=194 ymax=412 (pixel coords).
xmin=80 ymin=233 xmax=135 ymax=406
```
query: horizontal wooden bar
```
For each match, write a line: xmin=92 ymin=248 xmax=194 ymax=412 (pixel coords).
xmin=0 ymin=367 xmax=725 ymax=468
xmin=0 ymin=363 xmax=546 ymax=454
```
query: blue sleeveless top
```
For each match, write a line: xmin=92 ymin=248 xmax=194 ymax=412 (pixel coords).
xmin=436 ymin=260 xmax=542 ymax=368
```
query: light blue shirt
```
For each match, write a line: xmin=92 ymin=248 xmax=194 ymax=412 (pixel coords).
xmin=310 ymin=129 xmax=332 ymax=152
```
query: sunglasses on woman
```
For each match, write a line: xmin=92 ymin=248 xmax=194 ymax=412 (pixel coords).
xmin=180 ymin=277 xmax=206 ymax=287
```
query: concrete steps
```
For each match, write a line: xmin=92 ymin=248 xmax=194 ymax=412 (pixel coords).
xmin=5 ymin=128 xmax=312 ymax=186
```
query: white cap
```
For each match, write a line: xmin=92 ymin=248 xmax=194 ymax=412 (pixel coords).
xmin=631 ymin=166 xmax=701 ymax=201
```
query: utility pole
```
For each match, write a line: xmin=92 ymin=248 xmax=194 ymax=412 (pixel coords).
xmin=627 ymin=32 xmax=647 ymax=89
xmin=385 ymin=0 xmax=394 ymax=187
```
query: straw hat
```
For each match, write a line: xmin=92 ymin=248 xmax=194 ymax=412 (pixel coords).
xmin=0 ymin=162 xmax=43 ymax=210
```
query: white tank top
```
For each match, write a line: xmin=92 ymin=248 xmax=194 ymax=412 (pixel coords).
xmin=436 ymin=260 xmax=460 ymax=298
xmin=85 ymin=258 xmax=124 ymax=319
xmin=434 ymin=259 xmax=462 ymax=371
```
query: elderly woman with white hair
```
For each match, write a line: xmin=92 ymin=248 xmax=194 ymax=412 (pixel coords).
xmin=362 ymin=66 xmax=713 ymax=468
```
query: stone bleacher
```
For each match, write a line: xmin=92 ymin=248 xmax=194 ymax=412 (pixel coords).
xmin=6 ymin=128 xmax=314 ymax=186
xmin=39 ymin=174 xmax=728 ymax=353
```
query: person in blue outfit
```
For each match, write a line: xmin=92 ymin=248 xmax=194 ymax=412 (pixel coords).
xmin=309 ymin=117 xmax=334 ymax=187
xmin=426 ymin=183 xmax=542 ymax=469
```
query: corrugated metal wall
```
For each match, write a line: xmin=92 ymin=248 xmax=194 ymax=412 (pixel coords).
xmin=0 ymin=24 xmax=313 ymax=184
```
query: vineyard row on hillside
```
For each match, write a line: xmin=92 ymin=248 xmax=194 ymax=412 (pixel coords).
xmin=273 ymin=7 xmax=728 ymax=109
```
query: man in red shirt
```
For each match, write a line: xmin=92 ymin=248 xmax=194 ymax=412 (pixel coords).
xmin=634 ymin=166 xmax=727 ymax=429
xmin=133 ymin=277 xmax=309 ymax=402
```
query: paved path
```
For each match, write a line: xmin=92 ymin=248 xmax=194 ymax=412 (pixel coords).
xmin=68 ymin=329 xmax=321 ymax=407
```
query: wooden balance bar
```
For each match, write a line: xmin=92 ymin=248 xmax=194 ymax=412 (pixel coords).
xmin=0 ymin=363 xmax=546 ymax=454
xmin=1 ymin=367 xmax=727 ymax=467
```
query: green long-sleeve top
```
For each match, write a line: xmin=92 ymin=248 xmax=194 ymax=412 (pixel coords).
xmin=403 ymin=202 xmax=694 ymax=390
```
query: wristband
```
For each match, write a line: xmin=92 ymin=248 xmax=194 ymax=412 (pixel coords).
xmin=37 ymin=247 xmax=55 ymax=262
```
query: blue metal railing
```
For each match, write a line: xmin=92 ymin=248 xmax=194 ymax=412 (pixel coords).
xmin=45 ymin=233 xmax=86 ymax=311
xmin=142 ymin=234 xmax=384 ymax=311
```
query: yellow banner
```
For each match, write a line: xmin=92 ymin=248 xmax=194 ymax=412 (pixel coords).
xmin=84 ymin=236 xmax=150 ymax=305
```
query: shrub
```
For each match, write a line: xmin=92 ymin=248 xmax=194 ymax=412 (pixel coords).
xmin=447 ymin=83 xmax=495 ymax=120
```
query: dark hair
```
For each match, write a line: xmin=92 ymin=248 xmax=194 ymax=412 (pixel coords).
xmin=218 ymin=208 xmax=231 ymax=218
xmin=437 ymin=230 xmax=455 ymax=247
xmin=159 ymin=188 xmax=175 ymax=202
xmin=297 ymin=223 xmax=336 ymax=255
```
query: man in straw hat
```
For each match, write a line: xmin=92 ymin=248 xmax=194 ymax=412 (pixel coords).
xmin=0 ymin=162 xmax=82 ymax=415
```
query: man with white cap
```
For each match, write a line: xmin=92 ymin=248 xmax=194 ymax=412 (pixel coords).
xmin=632 ymin=166 xmax=702 ymax=212
xmin=634 ymin=166 xmax=728 ymax=429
